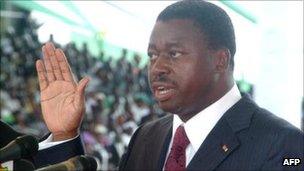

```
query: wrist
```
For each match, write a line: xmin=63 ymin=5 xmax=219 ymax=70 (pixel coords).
xmin=52 ymin=130 xmax=79 ymax=141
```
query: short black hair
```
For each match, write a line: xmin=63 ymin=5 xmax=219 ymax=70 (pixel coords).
xmin=157 ymin=0 xmax=236 ymax=69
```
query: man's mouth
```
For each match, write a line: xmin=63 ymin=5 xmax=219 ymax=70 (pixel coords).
xmin=152 ymin=82 xmax=176 ymax=102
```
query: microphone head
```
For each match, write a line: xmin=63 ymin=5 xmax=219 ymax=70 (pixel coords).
xmin=13 ymin=159 xmax=35 ymax=171
xmin=0 ymin=135 xmax=38 ymax=162
xmin=35 ymin=155 xmax=98 ymax=171
xmin=78 ymin=155 xmax=97 ymax=171
xmin=15 ymin=135 xmax=39 ymax=158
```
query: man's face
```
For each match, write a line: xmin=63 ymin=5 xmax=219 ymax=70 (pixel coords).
xmin=148 ymin=19 xmax=218 ymax=118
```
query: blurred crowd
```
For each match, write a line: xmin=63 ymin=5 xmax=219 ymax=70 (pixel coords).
xmin=0 ymin=16 xmax=165 ymax=170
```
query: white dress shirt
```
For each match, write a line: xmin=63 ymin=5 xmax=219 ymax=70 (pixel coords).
xmin=163 ymin=83 xmax=241 ymax=168
xmin=39 ymin=134 xmax=78 ymax=150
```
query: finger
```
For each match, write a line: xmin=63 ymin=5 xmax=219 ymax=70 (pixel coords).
xmin=42 ymin=44 xmax=56 ymax=82
xmin=46 ymin=44 xmax=63 ymax=80
xmin=36 ymin=60 xmax=49 ymax=91
xmin=74 ymin=77 xmax=90 ymax=109
xmin=55 ymin=49 xmax=76 ymax=85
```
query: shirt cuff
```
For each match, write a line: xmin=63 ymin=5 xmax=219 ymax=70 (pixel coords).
xmin=38 ymin=134 xmax=79 ymax=150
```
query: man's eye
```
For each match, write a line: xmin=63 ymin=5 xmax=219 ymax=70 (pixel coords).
xmin=148 ymin=52 xmax=158 ymax=60
xmin=169 ymin=51 xmax=182 ymax=58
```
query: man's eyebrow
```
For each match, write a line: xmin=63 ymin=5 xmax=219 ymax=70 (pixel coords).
xmin=165 ymin=42 xmax=183 ymax=48
xmin=148 ymin=41 xmax=184 ymax=50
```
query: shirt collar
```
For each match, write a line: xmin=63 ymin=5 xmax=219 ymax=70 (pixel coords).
xmin=173 ymin=83 xmax=241 ymax=151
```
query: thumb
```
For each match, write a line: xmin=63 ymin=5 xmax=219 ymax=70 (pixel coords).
xmin=74 ymin=76 xmax=90 ymax=107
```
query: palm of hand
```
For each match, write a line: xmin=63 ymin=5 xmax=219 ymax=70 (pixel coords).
xmin=41 ymin=80 xmax=82 ymax=134
xmin=36 ymin=43 xmax=89 ymax=139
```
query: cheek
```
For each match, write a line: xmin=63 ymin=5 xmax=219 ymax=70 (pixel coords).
xmin=175 ymin=63 xmax=200 ymax=90
xmin=175 ymin=61 xmax=211 ymax=95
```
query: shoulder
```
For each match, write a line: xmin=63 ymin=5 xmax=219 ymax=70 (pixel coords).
xmin=251 ymin=107 xmax=303 ymax=138
xmin=249 ymin=108 xmax=304 ymax=170
xmin=141 ymin=114 xmax=173 ymax=129
xmin=137 ymin=114 xmax=173 ymax=137
xmin=118 ymin=115 xmax=173 ymax=170
xmin=232 ymin=94 xmax=302 ymax=137
xmin=230 ymin=100 xmax=303 ymax=169
xmin=230 ymin=95 xmax=303 ymax=154
xmin=248 ymin=106 xmax=303 ymax=159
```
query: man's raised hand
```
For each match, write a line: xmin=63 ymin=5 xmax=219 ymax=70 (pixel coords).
xmin=36 ymin=42 xmax=89 ymax=141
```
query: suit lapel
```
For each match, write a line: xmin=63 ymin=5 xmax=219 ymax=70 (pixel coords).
xmin=187 ymin=94 xmax=257 ymax=170
xmin=144 ymin=115 xmax=173 ymax=170
xmin=157 ymin=126 xmax=172 ymax=170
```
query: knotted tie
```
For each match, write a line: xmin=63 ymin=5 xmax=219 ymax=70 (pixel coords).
xmin=164 ymin=125 xmax=190 ymax=171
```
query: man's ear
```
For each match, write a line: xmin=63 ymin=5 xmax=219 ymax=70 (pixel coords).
xmin=214 ymin=48 xmax=231 ymax=73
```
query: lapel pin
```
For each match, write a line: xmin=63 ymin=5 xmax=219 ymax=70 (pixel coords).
xmin=222 ymin=144 xmax=229 ymax=152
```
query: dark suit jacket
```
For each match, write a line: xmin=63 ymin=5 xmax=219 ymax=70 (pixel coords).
xmin=0 ymin=121 xmax=84 ymax=168
xmin=119 ymin=94 xmax=304 ymax=170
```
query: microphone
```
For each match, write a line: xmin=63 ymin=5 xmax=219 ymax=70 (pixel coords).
xmin=0 ymin=135 xmax=39 ymax=163
xmin=13 ymin=159 xmax=35 ymax=171
xmin=36 ymin=155 xmax=97 ymax=171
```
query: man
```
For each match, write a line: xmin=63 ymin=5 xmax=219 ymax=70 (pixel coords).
xmin=34 ymin=0 xmax=303 ymax=170
xmin=118 ymin=1 xmax=303 ymax=170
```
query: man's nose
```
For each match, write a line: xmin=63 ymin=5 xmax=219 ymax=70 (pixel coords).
xmin=151 ymin=56 xmax=171 ymax=77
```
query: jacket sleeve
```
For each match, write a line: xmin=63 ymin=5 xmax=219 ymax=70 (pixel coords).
xmin=0 ymin=121 xmax=85 ymax=168
xmin=32 ymin=134 xmax=85 ymax=168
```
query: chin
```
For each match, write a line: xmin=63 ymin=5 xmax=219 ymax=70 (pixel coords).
xmin=158 ymin=101 xmax=181 ymax=114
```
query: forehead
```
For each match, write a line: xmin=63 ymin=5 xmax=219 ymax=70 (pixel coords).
xmin=148 ymin=19 xmax=205 ymax=49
